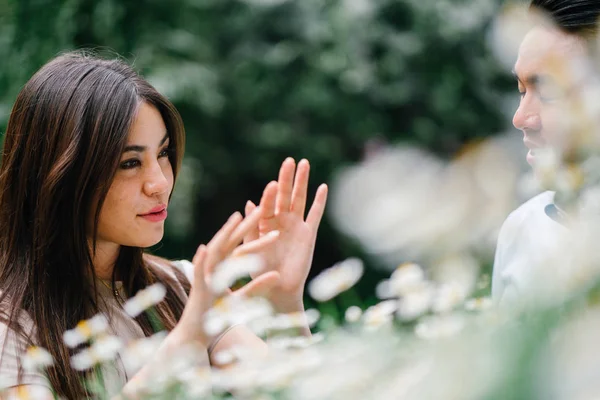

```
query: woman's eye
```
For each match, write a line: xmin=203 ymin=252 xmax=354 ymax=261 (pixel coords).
xmin=159 ymin=148 xmax=172 ymax=158
xmin=120 ymin=159 xmax=140 ymax=169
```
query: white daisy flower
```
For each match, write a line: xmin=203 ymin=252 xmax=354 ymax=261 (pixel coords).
xmin=415 ymin=315 xmax=465 ymax=340
xmin=464 ymin=297 xmax=494 ymax=312
xmin=70 ymin=335 xmax=123 ymax=371
xmin=396 ymin=282 xmax=434 ymax=321
xmin=344 ymin=306 xmax=363 ymax=323
xmin=210 ymin=254 xmax=264 ymax=294
xmin=268 ymin=309 xmax=320 ymax=331
xmin=6 ymin=385 xmax=50 ymax=400
xmin=204 ymin=296 xmax=274 ymax=336
xmin=267 ymin=333 xmax=325 ymax=350
xmin=308 ymin=258 xmax=364 ymax=302
xmin=21 ymin=346 xmax=53 ymax=372
xmin=389 ymin=263 xmax=426 ymax=295
xmin=179 ymin=367 xmax=212 ymax=398
xmin=123 ymin=283 xmax=167 ymax=317
xmin=362 ymin=300 xmax=398 ymax=330
xmin=375 ymin=279 xmax=393 ymax=299
xmin=213 ymin=350 xmax=237 ymax=366
xmin=120 ymin=331 xmax=167 ymax=374
xmin=63 ymin=314 xmax=109 ymax=348
xmin=431 ymin=283 xmax=468 ymax=314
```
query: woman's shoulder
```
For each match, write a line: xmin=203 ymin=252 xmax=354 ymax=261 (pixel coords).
xmin=0 ymin=304 xmax=50 ymax=390
xmin=142 ymin=254 xmax=191 ymax=298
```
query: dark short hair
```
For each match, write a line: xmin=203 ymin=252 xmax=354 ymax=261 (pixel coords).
xmin=530 ymin=0 xmax=600 ymax=37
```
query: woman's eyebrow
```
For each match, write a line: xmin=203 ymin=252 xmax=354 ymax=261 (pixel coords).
xmin=123 ymin=132 xmax=169 ymax=153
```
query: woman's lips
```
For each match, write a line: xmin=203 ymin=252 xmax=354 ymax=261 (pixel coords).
xmin=139 ymin=206 xmax=168 ymax=222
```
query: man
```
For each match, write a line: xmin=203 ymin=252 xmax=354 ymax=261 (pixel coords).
xmin=492 ymin=0 xmax=600 ymax=306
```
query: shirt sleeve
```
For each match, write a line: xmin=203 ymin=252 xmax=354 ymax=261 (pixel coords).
xmin=0 ymin=322 xmax=51 ymax=390
xmin=491 ymin=208 xmax=523 ymax=304
xmin=171 ymin=259 xmax=194 ymax=283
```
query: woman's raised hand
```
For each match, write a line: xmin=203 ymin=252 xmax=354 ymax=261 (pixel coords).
xmin=243 ymin=158 xmax=328 ymax=313
xmin=175 ymin=208 xmax=281 ymax=346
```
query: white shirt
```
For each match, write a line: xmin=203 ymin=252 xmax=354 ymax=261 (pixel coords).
xmin=492 ymin=191 xmax=573 ymax=307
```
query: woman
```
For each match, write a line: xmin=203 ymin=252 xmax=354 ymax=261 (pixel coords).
xmin=0 ymin=51 xmax=328 ymax=398
xmin=493 ymin=0 xmax=600 ymax=306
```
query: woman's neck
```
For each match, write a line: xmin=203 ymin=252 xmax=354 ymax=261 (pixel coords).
xmin=90 ymin=240 xmax=120 ymax=280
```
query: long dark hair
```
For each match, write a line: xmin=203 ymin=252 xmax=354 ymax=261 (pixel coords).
xmin=0 ymin=51 xmax=189 ymax=398
xmin=530 ymin=0 xmax=600 ymax=37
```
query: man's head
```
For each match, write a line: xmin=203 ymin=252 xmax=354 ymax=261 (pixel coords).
xmin=513 ymin=0 xmax=600 ymax=176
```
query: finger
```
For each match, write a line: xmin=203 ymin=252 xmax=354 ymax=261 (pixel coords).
xmin=234 ymin=271 xmax=281 ymax=299
xmin=204 ymin=212 xmax=244 ymax=271
xmin=260 ymin=181 xmax=278 ymax=218
xmin=206 ymin=207 xmax=264 ymax=277
xmin=290 ymin=158 xmax=310 ymax=218
xmin=259 ymin=181 xmax=278 ymax=233
xmin=233 ymin=230 xmax=280 ymax=258
xmin=191 ymin=245 xmax=207 ymax=288
xmin=207 ymin=211 xmax=243 ymax=249
xmin=226 ymin=206 xmax=263 ymax=249
xmin=306 ymin=184 xmax=328 ymax=231
xmin=276 ymin=158 xmax=295 ymax=214
xmin=243 ymin=201 xmax=259 ymax=243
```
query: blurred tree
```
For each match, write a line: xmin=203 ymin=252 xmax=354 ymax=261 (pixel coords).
xmin=0 ymin=0 xmax=515 ymax=302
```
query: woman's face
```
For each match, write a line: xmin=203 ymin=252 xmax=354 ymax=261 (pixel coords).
xmin=513 ymin=25 xmax=596 ymax=172
xmin=95 ymin=102 xmax=174 ymax=249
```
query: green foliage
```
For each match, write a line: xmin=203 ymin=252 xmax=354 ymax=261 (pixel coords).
xmin=0 ymin=0 xmax=514 ymax=298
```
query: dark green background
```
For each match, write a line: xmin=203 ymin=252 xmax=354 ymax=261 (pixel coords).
xmin=0 ymin=0 xmax=516 ymax=305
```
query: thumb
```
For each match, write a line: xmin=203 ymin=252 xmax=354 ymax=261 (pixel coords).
xmin=234 ymin=271 xmax=281 ymax=299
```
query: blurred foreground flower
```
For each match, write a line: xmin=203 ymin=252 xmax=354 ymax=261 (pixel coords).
xmin=344 ymin=306 xmax=363 ymax=323
xmin=464 ymin=297 xmax=493 ymax=312
xmin=21 ymin=346 xmax=53 ymax=372
xmin=120 ymin=331 xmax=167 ymax=374
xmin=70 ymin=335 xmax=123 ymax=371
xmin=377 ymin=262 xmax=427 ymax=298
xmin=362 ymin=300 xmax=397 ymax=331
xmin=63 ymin=314 xmax=109 ymax=348
xmin=204 ymin=295 xmax=274 ymax=336
xmin=5 ymin=385 xmax=50 ymax=400
xmin=246 ymin=309 xmax=320 ymax=337
xmin=211 ymin=254 xmax=264 ymax=293
xmin=396 ymin=283 xmax=434 ymax=321
xmin=123 ymin=283 xmax=167 ymax=318
xmin=330 ymin=139 xmax=521 ymax=269
xmin=308 ymin=258 xmax=364 ymax=302
xmin=415 ymin=315 xmax=465 ymax=340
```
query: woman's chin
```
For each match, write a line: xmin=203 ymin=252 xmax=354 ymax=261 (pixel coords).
xmin=128 ymin=233 xmax=164 ymax=248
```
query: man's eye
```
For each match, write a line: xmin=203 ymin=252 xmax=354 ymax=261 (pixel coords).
xmin=120 ymin=159 xmax=140 ymax=169
xmin=538 ymin=89 xmax=560 ymax=103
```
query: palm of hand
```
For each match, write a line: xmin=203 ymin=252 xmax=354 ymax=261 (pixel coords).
xmin=258 ymin=211 xmax=315 ymax=294
xmin=244 ymin=158 xmax=328 ymax=300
